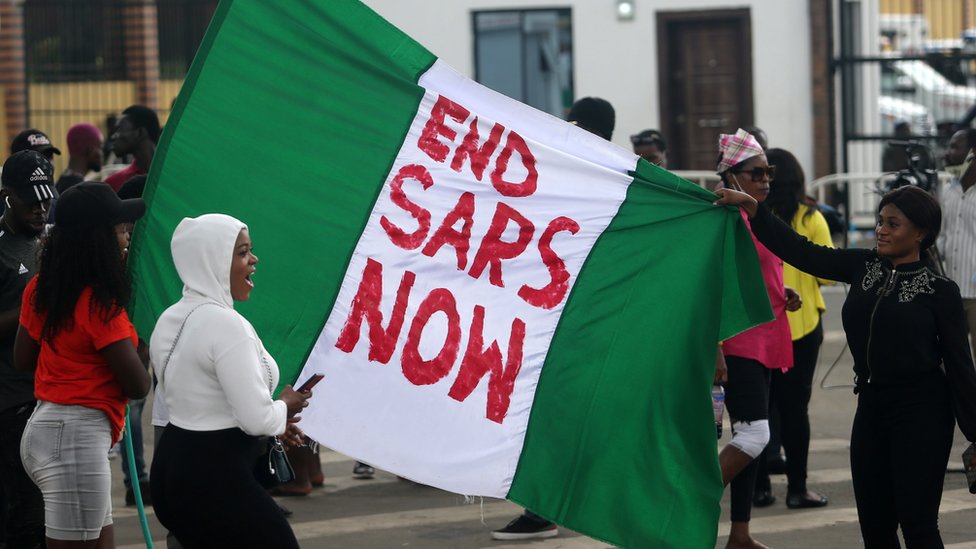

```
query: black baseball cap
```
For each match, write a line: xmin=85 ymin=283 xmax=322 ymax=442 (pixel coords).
xmin=1 ymin=150 xmax=57 ymax=204
xmin=10 ymin=129 xmax=61 ymax=156
xmin=54 ymin=181 xmax=145 ymax=229
xmin=630 ymin=129 xmax=667 ymax=151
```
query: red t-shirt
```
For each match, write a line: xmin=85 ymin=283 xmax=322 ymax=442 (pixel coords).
xmin=20 ymin=276 xmax=138 ymax=442
xmin=721 ymin=211 xmax=793 ymax=370
xmin=103 ymin=163 xmax=145 ymax=192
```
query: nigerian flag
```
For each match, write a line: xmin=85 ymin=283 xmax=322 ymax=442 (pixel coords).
xmin=129 ymin=1 xmax=772 ymax=547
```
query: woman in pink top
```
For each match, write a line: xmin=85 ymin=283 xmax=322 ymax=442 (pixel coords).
xmin=715 ymin=129 xmax=798 ymax=549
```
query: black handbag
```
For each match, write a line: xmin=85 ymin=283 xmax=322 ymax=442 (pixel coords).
xmin=254 ymin=436 xmax=296 ymax=488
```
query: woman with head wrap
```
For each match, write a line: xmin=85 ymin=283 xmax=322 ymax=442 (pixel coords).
xmin=714 ymin=129 xmax=799 ymax=549
xmin=716 ymin=174 xmax=976 ymax=547
xmin=149 ymin=214 xmax=310 ymax=548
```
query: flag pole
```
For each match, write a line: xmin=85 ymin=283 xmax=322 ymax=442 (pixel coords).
xmin=124 ymin=404 xmax=155 ymax=548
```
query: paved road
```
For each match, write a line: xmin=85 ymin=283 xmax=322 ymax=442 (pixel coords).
xmin=109 ymin=288 xmax=976 ymax=548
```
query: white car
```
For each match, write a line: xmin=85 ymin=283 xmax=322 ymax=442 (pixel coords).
xmin=878 ymin=95 xmax=935 ymax=136
xmin=882 ymin=59 xmax=976 ymax=124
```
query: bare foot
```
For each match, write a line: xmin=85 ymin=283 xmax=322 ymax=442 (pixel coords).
xmin=725 ymin=537 xmax=770 ymax=549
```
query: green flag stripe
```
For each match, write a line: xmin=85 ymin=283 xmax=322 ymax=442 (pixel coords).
xmin=129 ymin=0 xmax=436 ymax=389
xmin=508 ymin=160 xmax=771 ymax=548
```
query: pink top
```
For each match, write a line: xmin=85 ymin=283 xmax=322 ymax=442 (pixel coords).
xmin=722 ymin=211 xmax=793 ymax=370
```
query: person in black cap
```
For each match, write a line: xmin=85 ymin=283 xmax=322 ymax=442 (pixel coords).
xmin=566 ymin=97 xmax=615 ymax=141
xmin=1 ymin=150 xmax=56 ymax=232
xmin=17 ymin=181 xmax=148 ymax=548
xmin=630 ymin=129 xmax=668 ymax=168
xmin=0 ymin=150 xmax=54 ymax=548
xmin=10 ymin=129 xmax=61 ymax=160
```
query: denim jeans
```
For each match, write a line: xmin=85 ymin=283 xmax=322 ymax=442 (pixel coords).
xmin=120 ymin=398 xmax=148 ymax=488
xmin=21 ymin=401 xmax=113 ymax=541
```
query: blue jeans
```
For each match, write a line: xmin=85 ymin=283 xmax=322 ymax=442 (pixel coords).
xmin=120 ymin=398 xmax=148 ymax=487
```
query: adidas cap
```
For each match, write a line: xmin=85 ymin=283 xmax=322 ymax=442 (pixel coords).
xmin=1 ymin=150 xmax=56 ymax=204
xmin=10 ymin=129 xmax=61 ymax=157
xmin=54 ymin=181 xmax=145 ymax=229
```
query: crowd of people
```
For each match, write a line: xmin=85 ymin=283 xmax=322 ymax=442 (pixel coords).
xmin=0 ymin=96 xmax=972 ymax=549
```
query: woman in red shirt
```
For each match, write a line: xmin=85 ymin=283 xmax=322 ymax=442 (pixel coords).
xmin=15 ymin=182 xmax=149 ymax=548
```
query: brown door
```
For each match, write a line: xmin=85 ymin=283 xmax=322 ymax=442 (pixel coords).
xmin=657 ymin=10 xmax=754 ymax=171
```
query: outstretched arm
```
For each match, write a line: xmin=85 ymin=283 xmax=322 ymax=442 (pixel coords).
xmin=714 ymin=189 xmax=867 ymax=284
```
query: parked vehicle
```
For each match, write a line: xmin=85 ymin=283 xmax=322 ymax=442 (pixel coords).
xmin=882 ymin=59 xmax=976 ymax=124
xmin=878 ymin=94 xmax=935 ymax=136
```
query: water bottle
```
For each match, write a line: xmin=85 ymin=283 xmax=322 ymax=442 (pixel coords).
xmin=711 ymin=385 xmax=725 ymax=439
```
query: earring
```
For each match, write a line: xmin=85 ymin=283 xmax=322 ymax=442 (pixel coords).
xmin=4 ymin=196 xmax=10 ymax=209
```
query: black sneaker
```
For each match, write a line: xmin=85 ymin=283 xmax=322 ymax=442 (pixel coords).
xmin=491 ymin=514 xmax=558 ymax=540
xmin=352 ymin=461 xmax=375 ymax=479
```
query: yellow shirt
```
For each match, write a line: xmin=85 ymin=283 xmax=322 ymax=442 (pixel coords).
xmin=784 ymin=204 xmax=835 ymax=340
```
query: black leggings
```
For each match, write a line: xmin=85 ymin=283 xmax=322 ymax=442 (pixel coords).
xmin=151 ymin=425 xmax=299 ymax=549
xmin=851 ymin=375 xmax=954 ymax=549
xmin=757 ymin=321 xmax=823 ymax=494
xmin=724 ymin=355 xmax=771 ymax=523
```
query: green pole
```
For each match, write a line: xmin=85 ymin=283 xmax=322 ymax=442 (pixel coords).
xmin=123 ymin=404 xmax=155 ymax=548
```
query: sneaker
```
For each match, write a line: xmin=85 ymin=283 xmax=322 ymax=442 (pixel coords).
xmin=491 ymin=514 xmax=558 ymax=540
xmin=352 ymin=462 xmax=375 ymax=479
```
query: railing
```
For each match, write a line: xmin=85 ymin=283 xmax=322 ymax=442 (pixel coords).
xmin=671 ymin=170 xmax=721 ymax=191
xmin=809 ymin=171 xmax=953 ymax=229
xmin=673 ymin=169 xmax=954 ymax=233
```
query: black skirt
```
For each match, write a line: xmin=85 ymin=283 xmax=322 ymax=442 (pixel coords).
xmin=150 ymin=424 xmax=299 ymax=549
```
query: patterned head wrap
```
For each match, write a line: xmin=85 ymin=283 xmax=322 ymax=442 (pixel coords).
xmin=717 ymin=128 xmax=765 ymax=174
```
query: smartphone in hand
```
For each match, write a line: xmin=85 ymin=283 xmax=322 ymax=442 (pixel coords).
xmin=297 ymin=373 xmax=324 ymax=393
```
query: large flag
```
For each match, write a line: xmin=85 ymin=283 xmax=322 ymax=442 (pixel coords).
xmin=129 ymin=1 xmax=772 ymax=547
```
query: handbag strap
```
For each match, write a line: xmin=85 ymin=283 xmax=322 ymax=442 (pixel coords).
xmin=158 ymin=303 xmax=275 ymax=395
xmin=158 ymin=302 xmax=215 ymax=390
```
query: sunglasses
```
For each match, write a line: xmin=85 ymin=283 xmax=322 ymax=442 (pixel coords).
xmin=733 ymin=165 xmax=776 ymax=182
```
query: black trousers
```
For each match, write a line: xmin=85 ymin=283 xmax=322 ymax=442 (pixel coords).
xmin=757 ymin=321 xmax=823 ymax=494
xmin=851 ymin=374 xmax=954 ymax=549
xmin=0 ymin=402 xmax=44 ymax=548
xmin=724 ymin=356 xmax=771 ymax=523
xmin=151 ymin=425 xmax=299 ymax=549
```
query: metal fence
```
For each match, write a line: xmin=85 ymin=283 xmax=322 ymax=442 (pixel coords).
xmin=21 ymin=0 xmax=217 ymax=172
xmin=836 ymin=0 xmax=976 ymax=227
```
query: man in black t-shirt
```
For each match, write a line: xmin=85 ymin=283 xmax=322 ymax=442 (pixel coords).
xmin=0 ymin=150 xmax=54 ymax=547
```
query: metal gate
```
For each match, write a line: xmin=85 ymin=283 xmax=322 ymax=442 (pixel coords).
xmin=834 ymin=0 xmax=976 ymax=228
xmin=20 ymin=0 xmax=217 ymax=173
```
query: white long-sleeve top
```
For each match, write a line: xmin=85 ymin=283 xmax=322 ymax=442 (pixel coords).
xmin=940 ymin=178 xmax=976 ymax=299
xmin=149 ymin=214 xmax=286 ymax=436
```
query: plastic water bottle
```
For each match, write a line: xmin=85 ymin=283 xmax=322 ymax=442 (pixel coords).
xmin=711 ymin=385 xmax=725 ymax=439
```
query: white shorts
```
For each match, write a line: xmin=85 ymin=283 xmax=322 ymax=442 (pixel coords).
xmin=20 ymin=401 xmax=113 ymax=541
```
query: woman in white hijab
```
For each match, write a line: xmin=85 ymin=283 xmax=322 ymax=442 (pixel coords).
xmin=148 ymin=214 xmax=309 ymax=548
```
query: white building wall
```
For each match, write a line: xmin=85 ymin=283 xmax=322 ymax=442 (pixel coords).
xmin=363 ymin=0 xmax=816 ymax=176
